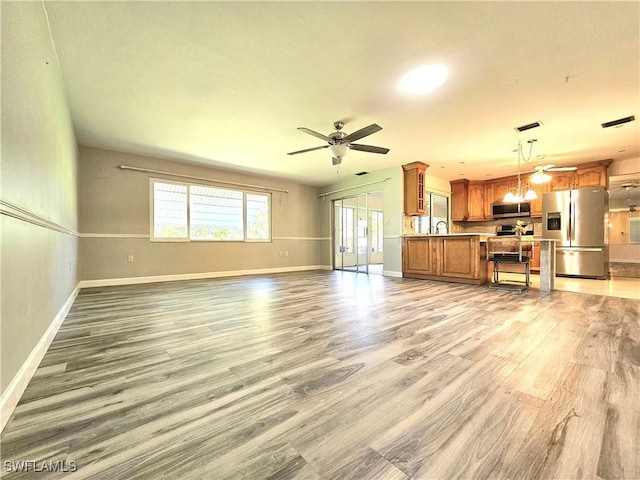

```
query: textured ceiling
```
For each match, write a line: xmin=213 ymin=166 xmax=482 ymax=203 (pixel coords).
xmin=44 ymin=1 xmax=639 ymax=187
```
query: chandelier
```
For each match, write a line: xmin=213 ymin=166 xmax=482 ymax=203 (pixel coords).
xmin=503 ymin=139 xmax=538 ymax=203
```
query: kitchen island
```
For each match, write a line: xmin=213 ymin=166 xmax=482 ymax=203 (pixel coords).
xmin=403 ymin=234 xmax=557 ymax=292
xmin=402 ymin=234 xmax=489 ymax=285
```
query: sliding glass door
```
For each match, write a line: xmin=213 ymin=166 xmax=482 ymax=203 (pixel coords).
xmin=333 ymin=191 xmax=383 ymax=274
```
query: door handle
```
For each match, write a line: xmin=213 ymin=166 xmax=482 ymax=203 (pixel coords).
xmin=557 ymin=247 xmax=603 ymax=253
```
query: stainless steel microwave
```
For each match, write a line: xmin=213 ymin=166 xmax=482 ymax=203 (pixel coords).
xmin=492 ymin=202 xmax=531 ymax=219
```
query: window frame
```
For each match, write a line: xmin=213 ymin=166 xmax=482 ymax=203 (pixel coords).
xmin=149 ymin=178 xmax=272 ymax=243
xmin=415 ymin=192 xmax=450 ymax=234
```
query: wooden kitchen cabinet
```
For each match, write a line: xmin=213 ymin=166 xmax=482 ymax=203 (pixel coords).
xmin=450 ymin=179 xmax=469 ymax=221
xmin=527 ymin=180 xmax=549 ymax=217
xmin=491 ymin=176 xmax=519 ymax=204
xmin=403 ymin=162 xmax=429 ymax=216
xmin=550 ymin=171 xmax=576 ymax=191
xmin=529 ymin=242 xmax=540 ymax=272
xmin=440 ymin=236 xmax=486 ymax=280
xmin=450 ymin=179 xmax=485 ymax=221
xmin=467 ymin=181 xmax=485 ymax=221
xmin=575 ymin=163 xmax=610 ymax=188
xmin=550 ymin=160 xmax=611 ymax=190
xmin=483 ymin=182 xmax=494 ymax=219
xmin=403 ymin=235 xmax=487 ymax=284
xmin=403 ymin=236 xmax=438 ymax=276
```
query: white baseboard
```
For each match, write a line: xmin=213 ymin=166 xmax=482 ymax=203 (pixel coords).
xmin=79 ymin=265 xmax=333 ymax=288
xmin=0 ymin=284 xmax=80 ymax=433
xmin=382 ymin=270 xmax=403 ymax=278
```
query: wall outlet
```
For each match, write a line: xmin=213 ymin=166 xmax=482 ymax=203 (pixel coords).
xmin=127 ymin=255 xmax=134 ymax=263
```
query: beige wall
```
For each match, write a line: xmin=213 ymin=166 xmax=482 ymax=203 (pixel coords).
xmin=1 ymin=2 xmax=79 ymax=393
xmin=78 ymin=147 xmax=324 ymax=281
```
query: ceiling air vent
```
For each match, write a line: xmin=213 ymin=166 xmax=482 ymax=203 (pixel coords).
xmin=601 ymin=115 xmax=635 ymax=128
xmin=514 ymin=121 xmax=542 ymax=132
xmin=355 ymin=171 xmax=369 ymax=176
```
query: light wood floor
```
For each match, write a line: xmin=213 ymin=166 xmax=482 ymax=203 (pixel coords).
xmin=505 ymin=272 xmax=640 ymax=300
xmin=1 ymin=271 xmax=638 ymax=479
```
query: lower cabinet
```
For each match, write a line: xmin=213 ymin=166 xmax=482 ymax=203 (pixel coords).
xmin=403 ymin=235 xmax=488 ymax=285
xmin=530 ymin=242 xmax=540 ymax=272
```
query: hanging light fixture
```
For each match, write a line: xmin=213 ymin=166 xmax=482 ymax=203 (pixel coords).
xmin=530 ymin=152 xmax=552 ymax=184
xmin=530 ymin=169 xmax=552 ymax=185
xmin=503 ymin=139 xmax=538 ymax=203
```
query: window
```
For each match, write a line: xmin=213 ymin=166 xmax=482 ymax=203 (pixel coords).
xmin=370 ymin=210 xmax=384 ymax=253
xmin=151 ymin=180 xmax=271 ymax=242
xmin=246 ymin=193 xmax=270 ymax=240
xmin=415 ymin=193 xmax=449 ymax=234
xmin=153 ymin=182 xmax=188 ymax=239
xmin=630 ymin=217 xmax=640 ymax=244
xmin=190 ymin=186 xmax=244 ymax=240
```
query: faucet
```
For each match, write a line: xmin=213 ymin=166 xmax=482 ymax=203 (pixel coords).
xmin=435 ymin=220 xmax=448 ymax=234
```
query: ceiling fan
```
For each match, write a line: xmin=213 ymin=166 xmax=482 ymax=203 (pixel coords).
xmin=522 ymin=139 xmax=577 ymax=184
xmin=287 ymin=121 xmax=390 ymax=165
xmin=533 ymin=163 xmax=578 ymax=173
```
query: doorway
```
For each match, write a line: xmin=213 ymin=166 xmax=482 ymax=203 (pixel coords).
xmin=333 ymin=191 xmax=384 ymax=274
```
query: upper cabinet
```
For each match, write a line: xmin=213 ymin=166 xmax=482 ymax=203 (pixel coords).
xmin=550 ymin=160 xmax=612 ymax=191
xmin=451 ymin=179 xmax=485 ymax=221
xmin=528 ymin=180 xmax=549 ymax=217
xmin=451 ymin=160 xmax=611 ymax=221
xmin=450 ymin=179 xmax=469 ymax=221
xmin=403 ymin=162 xmax=429 ymax=216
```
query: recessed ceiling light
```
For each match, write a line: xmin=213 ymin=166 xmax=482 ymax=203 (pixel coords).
xmin=399 ymin=64 xmax=449 ymax=94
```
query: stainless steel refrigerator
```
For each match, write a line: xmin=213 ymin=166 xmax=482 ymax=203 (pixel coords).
xmin=542 ymin=187 xmax=609 ymax=279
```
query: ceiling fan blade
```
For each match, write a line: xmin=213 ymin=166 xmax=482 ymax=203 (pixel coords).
xmin=534 ymin=164 xmax=556 ymax=171
xmin=297 ymin=127 xmax=332 ymax=142
xmin=343 ymin=124 xmax=382 ymax=142
xmin=287 ymin=145 xmax=329 ymax=155
xmin=332 ymin=157 xmax=342 ymax=166
xmin=349 ymin=144 xmax=390 ymax=154
xmin=547 ymin=166 xmax=577 ymax=172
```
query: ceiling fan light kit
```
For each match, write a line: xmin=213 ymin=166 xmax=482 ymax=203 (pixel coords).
xmin=530 ymin=170 xmax=552 ymax=184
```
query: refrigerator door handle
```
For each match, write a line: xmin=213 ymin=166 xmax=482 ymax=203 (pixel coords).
xmin=557 ymin=247 xmax=604 ymax=253
xmin=569 ymin=194 xmax=576 ymax=243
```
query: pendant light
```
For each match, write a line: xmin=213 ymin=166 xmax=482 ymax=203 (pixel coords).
xmin=503 ymin=139 xmax=538 ymax=203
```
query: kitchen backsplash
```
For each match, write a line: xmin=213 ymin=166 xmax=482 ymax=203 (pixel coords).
xmin=451 ymin=219 xmax=542 ymax=235
xmin=402 ymin=216 xmax=416 ymax=235
xmin=402 ymin=215 xmax=542 ymax=235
